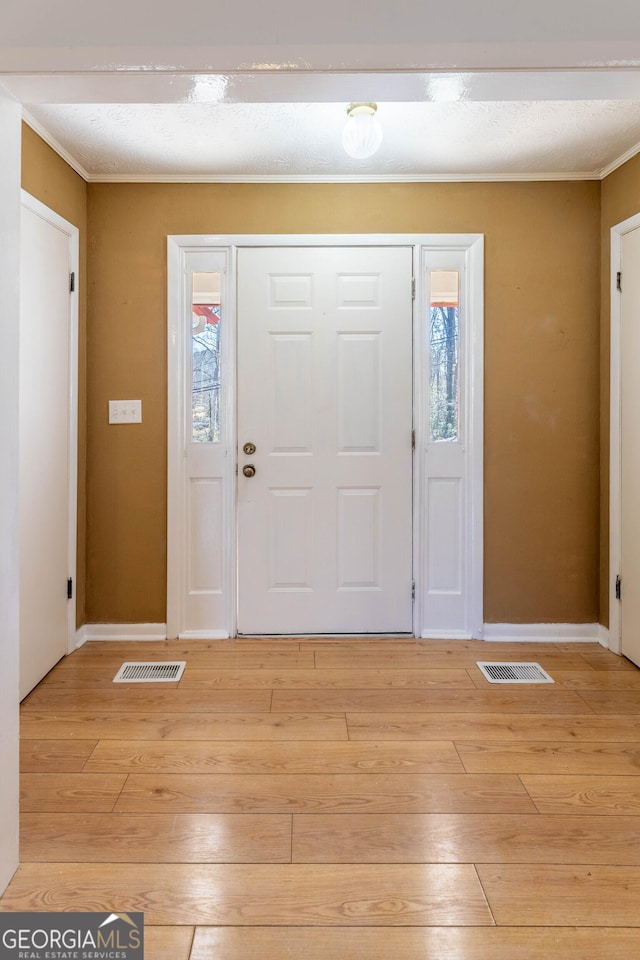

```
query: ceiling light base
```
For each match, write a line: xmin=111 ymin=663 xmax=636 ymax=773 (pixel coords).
xmin=342 ymin=102 xmax=383 ymax=160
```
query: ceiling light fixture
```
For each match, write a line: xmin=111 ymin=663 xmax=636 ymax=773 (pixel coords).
xmin=342 ymin=102 xmax=383 ymax=159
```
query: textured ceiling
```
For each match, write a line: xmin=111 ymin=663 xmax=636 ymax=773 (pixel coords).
xmin=24 ymin=99 xmax=640 ymax=180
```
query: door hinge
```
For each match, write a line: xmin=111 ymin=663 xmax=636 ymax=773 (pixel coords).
xmin=617 ymin=271 xmax=622 ymax=293
xmin=69 ymin=271 xmax=75 ymax=293
xmin=67 ymin=577 xmax=73 ymax=600
xmin=411 ymin=429 xmax=416 ymax=450
xmin=411 ymin=580 xmax=416 ymax=601
xmin=616 ymin=575 xmax=621 ymax=600
xmin=411 ymin=277 xmax=416 ymax=300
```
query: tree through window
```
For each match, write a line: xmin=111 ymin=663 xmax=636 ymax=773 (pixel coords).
xmin=429 ymin=270 xmax=459 ymax=442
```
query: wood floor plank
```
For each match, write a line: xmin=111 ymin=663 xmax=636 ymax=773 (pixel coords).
xmin=52 ymin=648 xmax=315 ymax=669
xmin=544 ymin=670 xmax=640 ymax=690
xmin=576 ymin=690 xmax=640 ymax=713
xmin=20 ymin=712 xmax=349 ymax=741
xmin=20 ymin=773 xmax=127 ymax=812
xmin=35 ymin=676 xmax=180 ymax=690
xmin=20 ymin=812 xmax=292 ymax=863
xmin=477 ymin=864 xmax=640 ymax=926
xmin=144 ymin=926 xmax=193 ymax=960
xmin=189 ymin=926 xmax=640 ymax=960
xmin=291 ymin=813 xmax=640 ymax=864
xmin=23 ymin=686 xmax=272 ymax=713
xmin=84 ymin=739 xmax=464 ymax=775
xmin=315 ymin=650 xmax=593 ymax=670
xmin=273 ymin=688 xmax=589 ymax=714
xmin=520 ymin=775 xmax=640 ymax=814
xmin=577 ymin=653 xmax=638 ymax=671
xmin=346 ymin=713 xmax=640 ymax=741
xmin=456 ymin=741 xmax=640 ymax=775
xmin=19 ymin=739 xmax=98 ymax=772
xmin=178 ymin=667 xmax=476 ymax=689
xmin=114 ymin=772 xmax=536 ymax=814
xmin=0 ymin=863 xmax=494 ymax=925
xmin=63 ymin=639 xmax=304 ymax=654
xmin=300 ymin=640 xmax=425 ymax=650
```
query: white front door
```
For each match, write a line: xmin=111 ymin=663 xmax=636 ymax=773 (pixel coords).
xmin=620 ymin=225 xmax=640 ymax=667
xmin=236 ymin=246 xmax=414 ymax=634
xmin=19 ymin=197 xmax=77 ymax=697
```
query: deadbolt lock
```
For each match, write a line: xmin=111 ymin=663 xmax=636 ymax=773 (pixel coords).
xmin=243 ymin=442 xmax=256 ymax=455
xmin=242 ymin=463 xmax=256 ymax=478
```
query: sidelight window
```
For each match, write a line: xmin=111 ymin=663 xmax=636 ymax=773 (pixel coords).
xmin=429 ymin=269 xmax=460 ymax=442
xmin=191 ymin=271 xmax=221 ymax=443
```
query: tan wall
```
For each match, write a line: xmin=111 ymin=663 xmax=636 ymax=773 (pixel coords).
xmin=20 ymin=123 xmax=88 ymax=627
xmin=600 ymin=153 xmax=640 ymax=628
xmin=87 ymin=181 xmax=600 ymax=625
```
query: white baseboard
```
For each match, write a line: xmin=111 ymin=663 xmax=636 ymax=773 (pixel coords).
xmin=597 ymin=625 xmax=611 ymax=649
xmin=73 ymin=625 xmax=89 ymax=649
xmin=82 ymin=623 xmax=168 ymax=642
xmin=482 ymin=622 xmax=602 ymax=643
xmin=177 ymin=630 xmax=230 ymax=640
xmin=421 ymin=630 xmax=473 ymax=640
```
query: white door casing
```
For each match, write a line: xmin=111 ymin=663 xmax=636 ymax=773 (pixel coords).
xmin=167 ymin=234 xmax=483 ymax=639
xmin=610 ymin=216 xmax=640 ymax=662
xmin=19 ymin=192 xmax=78 ymax=697
xmin=236 ymin=245 xmax=413 ymax=635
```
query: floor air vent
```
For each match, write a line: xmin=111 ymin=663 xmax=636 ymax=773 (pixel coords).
xmin=476 ymin=661 xmax=554 ymax=684
xmin=113 ymin=661 xmax=186 ymax=683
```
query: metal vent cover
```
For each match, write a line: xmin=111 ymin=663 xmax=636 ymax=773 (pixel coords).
xmin=476 ymin=661 xmax=554 ymax=684
xmin=113 ymin=661 xmax=186 ymax=683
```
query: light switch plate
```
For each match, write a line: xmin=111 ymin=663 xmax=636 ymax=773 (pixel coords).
xmin=109 ymin=400 xmax=142 ymax=424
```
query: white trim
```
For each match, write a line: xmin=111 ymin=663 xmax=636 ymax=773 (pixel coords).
xmin=74 ymin=625 xmax=88 ymax=649
xmin=482 ymin=622 xmax=603 ymax=643
xmin=421 ymin=630 xmax=474 ymax=640
xmin=20 ymin=190 xmax=79 ymax=658
xmin=467 ymin=236 xmax=485 ymax=639
xmin=83 ymin=623 xmax=168 ymax=642
xmin=597 ymin=139 xmax=640 ymax=181
xmin=598 ymin=625 xmax=611 ymax=649
xmin=171 ymin=233 xmax=484 ymax=248
xmin=85 ymin=172 xmax=602 ymax=184
xmin=22 ymin=111 xmax=89 ymax=182
xmin=165 ymin=239 xmax=184 ymax=640
xmin=178 ymin=630 xmax=230 ymax=640
xmin=0 ymin=93 xmax=21 ymax=896
xmin=609 ymin=211 xmax=640 ymax=657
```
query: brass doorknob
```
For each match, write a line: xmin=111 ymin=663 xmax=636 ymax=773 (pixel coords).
xmin=243 ymin=464 xmax=256 ymax=478
xmin=243 ymin=442 xmax=256 ymax=455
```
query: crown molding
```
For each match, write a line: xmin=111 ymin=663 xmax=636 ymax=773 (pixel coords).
xmin=22 ymin=109 xmax=89 ymax=181
xmin=597 ymin=137 xmax=640 ymax=180
xmin=85 ymin=171 xmax=601 ymax=183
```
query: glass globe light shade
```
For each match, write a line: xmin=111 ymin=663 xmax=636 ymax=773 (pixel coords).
xmin=342 ymin=103 xmax=383 ymax=160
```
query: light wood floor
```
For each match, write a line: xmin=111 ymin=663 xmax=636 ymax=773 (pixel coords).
xmin=4 ymin=637 xmax=640 ymax=958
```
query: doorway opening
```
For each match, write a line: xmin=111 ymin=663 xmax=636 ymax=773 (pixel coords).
xmin=167 ymin=234 xmax=483 ymax=640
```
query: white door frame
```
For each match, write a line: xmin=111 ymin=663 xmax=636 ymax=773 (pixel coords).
xmin=167 ymin=233 xmax=483 ymax=639
xmin=20 ymin=190 xmax=79 ymax=655
xmin=609 ymin=211 xmax=640 ymax=655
